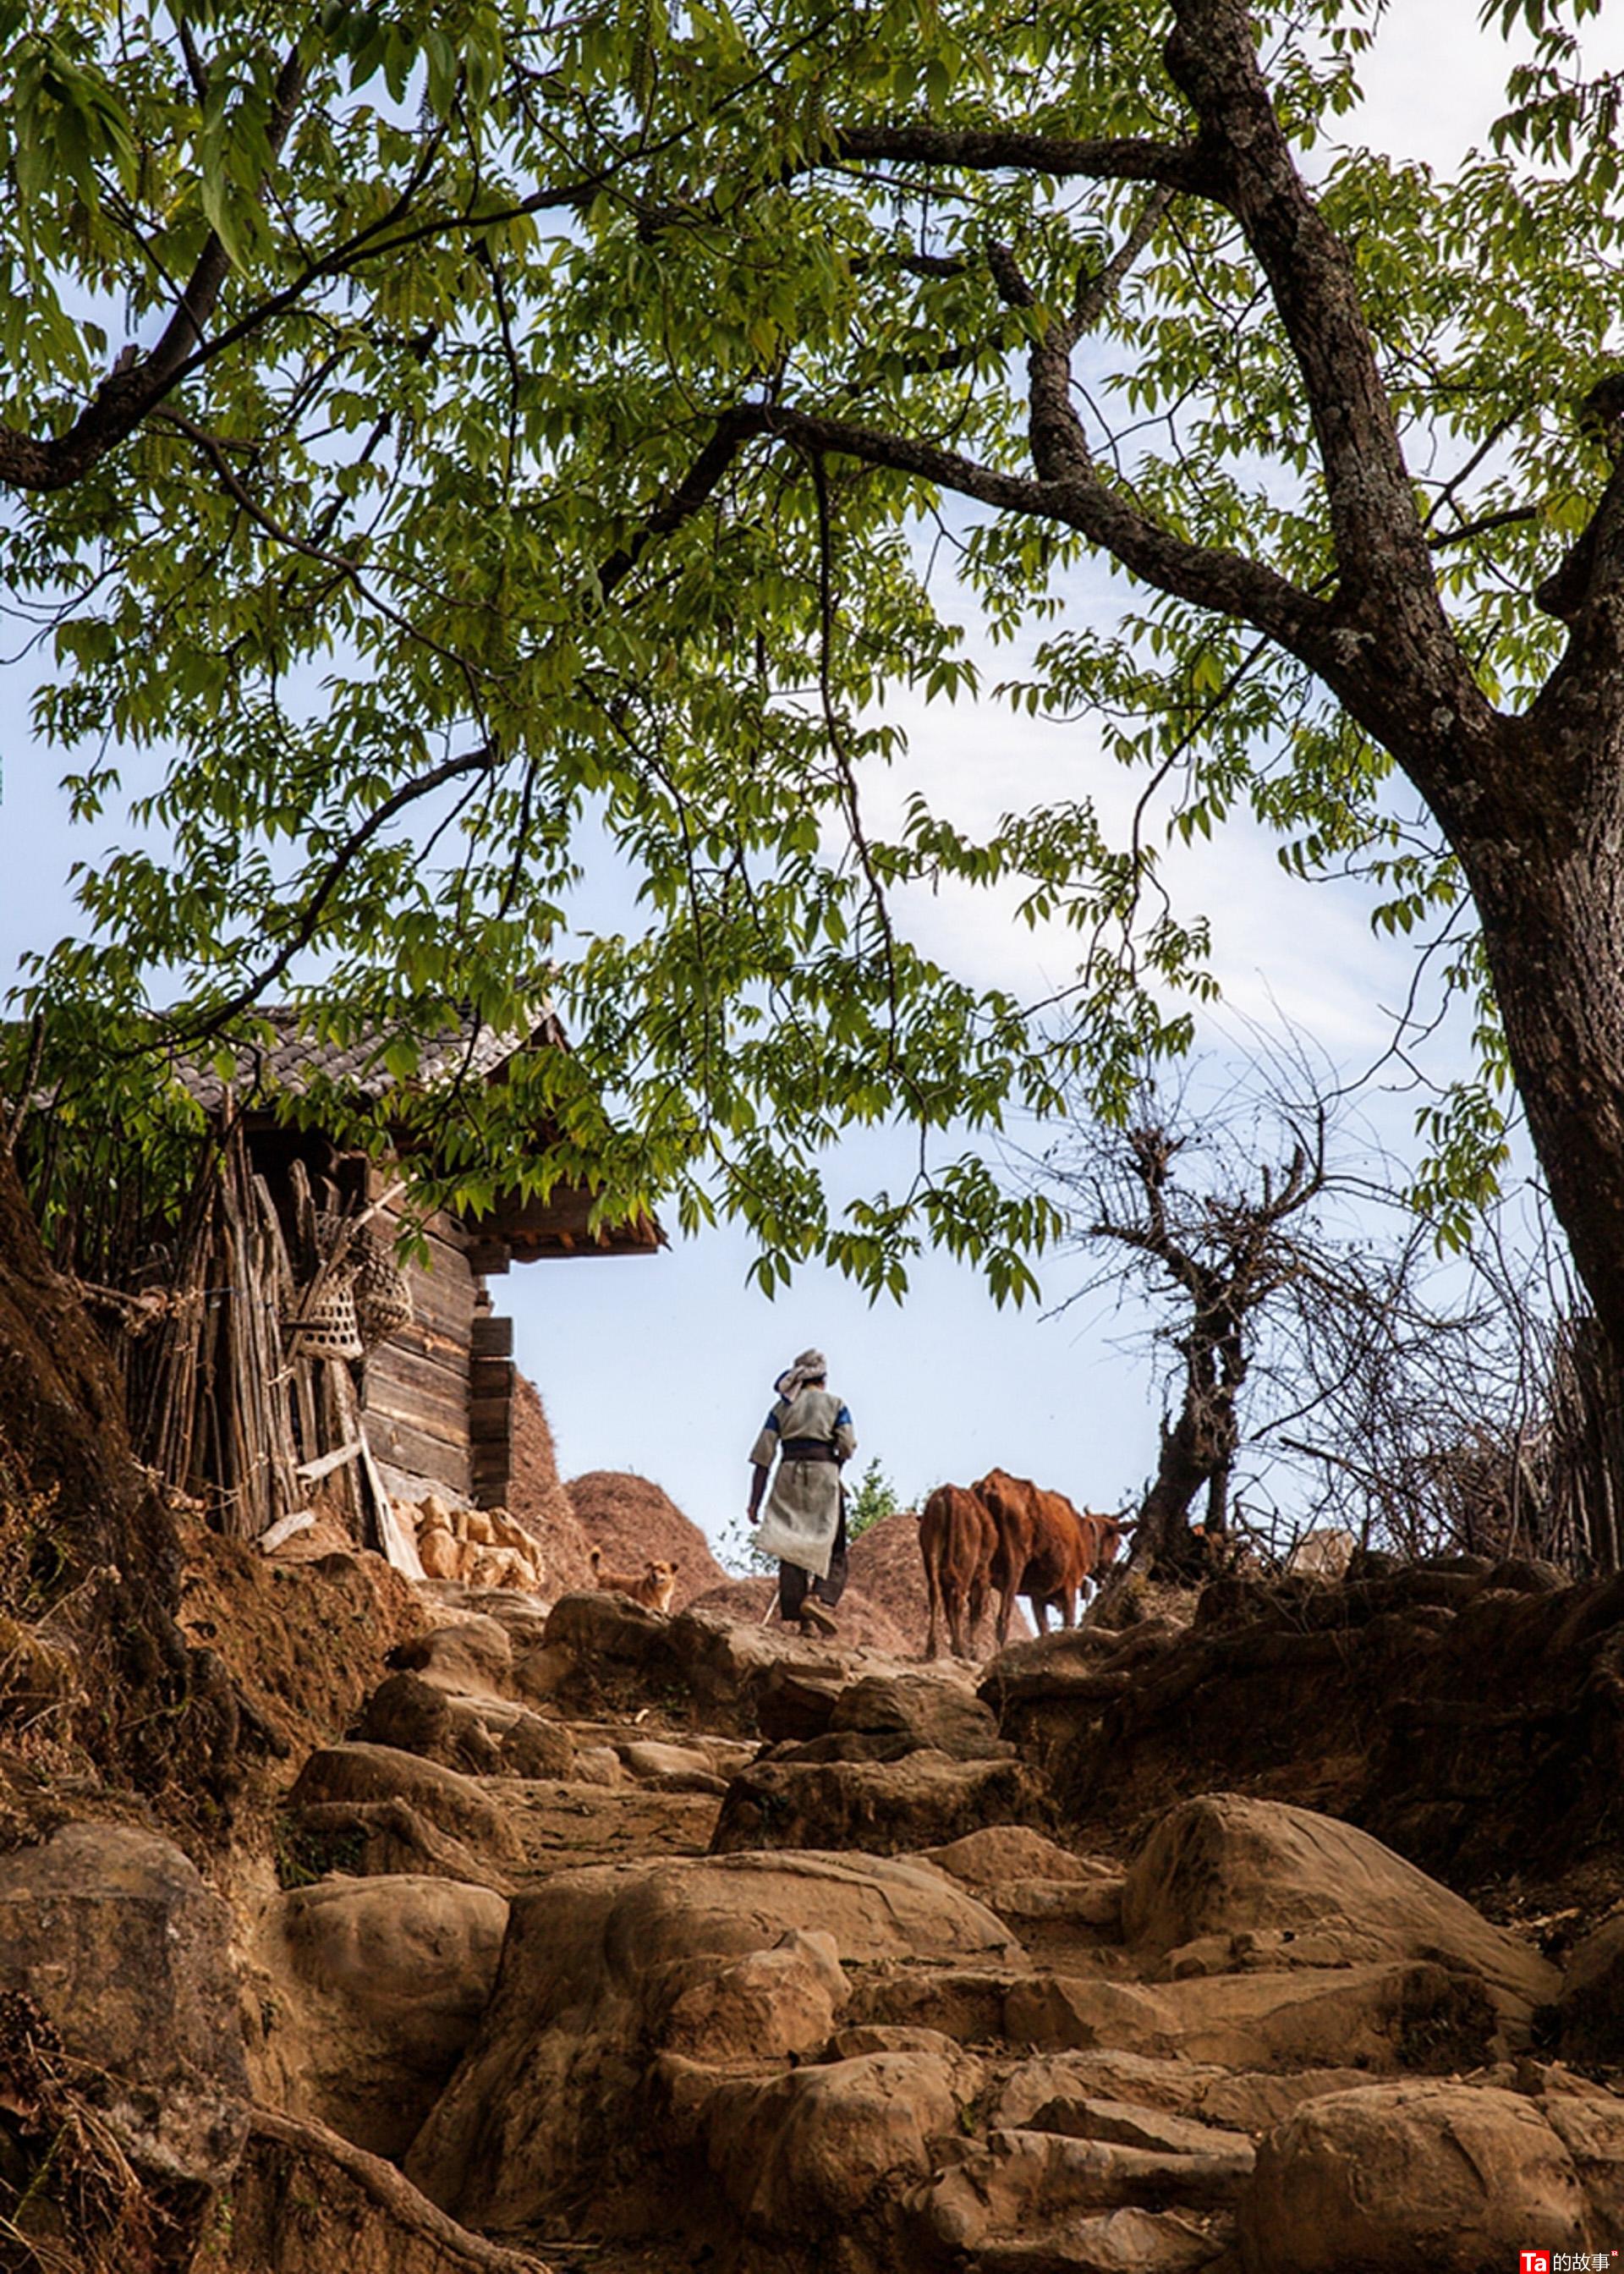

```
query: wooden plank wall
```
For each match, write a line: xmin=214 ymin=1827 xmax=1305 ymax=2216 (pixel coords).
xmin=359 ymin=1201 xmax=479 ymax=1498
xmin=470 ymin=1311 xmax=515 ymax=1507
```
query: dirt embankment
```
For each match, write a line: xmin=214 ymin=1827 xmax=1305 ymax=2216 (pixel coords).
xmin=992 ymin=1555 xmax=1624 ymax=1924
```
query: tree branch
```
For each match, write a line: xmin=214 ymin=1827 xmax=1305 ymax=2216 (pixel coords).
xmin=153 ymin=408 xmax=475 ymax=678
xmin=758 ymin=403 xmax=1333 ymax=663
xmin=161 ymin=744 xmax=501 ymax=1049
xmin=0 ymin=45 xmax=308 ymax=493
xmin=0 ymin=50 xmax=628 ymax=496
xmin=831 ymin=124 xmax=1215 ymax=195
xmin=596 ymin=404 xmax=772 ymax=598
xmin=1161 ymin=0 xmax=1441 ymax=633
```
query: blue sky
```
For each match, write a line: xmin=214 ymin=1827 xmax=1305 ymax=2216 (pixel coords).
xmin=1 ymin=0 xmax=1610 ymax=1557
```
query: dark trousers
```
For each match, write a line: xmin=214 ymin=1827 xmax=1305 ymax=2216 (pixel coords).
xmin=778 ymin=1502 xmax=848 ymax=1620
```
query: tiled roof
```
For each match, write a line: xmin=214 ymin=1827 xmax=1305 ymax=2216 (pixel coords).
xmin=173 ymin=1005 xmax=563 ymax=1114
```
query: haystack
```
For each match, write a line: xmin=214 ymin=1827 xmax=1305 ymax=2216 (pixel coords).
xmin=565 ymin=1470 xmax=729 ymax=1608
xmin=844 ymin=1509 xmax=932 ymax=1655
xmin=507 ymin=1376 xmax=597 ymax=1591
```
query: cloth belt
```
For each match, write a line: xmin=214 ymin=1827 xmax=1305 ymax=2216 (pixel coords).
xmin=781 ymin=1438 xmax=840 ymax=1463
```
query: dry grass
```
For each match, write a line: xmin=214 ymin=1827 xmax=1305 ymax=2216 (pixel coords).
xmin=0 ymin=1992 xmax=192 ymax=2274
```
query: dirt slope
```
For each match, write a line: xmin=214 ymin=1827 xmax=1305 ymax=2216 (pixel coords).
xmin=687 ymin=1574 xmax=915 ymax=1656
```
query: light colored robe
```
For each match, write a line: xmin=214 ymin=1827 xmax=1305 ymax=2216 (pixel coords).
xmin=750 ymin=1386 xmax=856 ymax=1579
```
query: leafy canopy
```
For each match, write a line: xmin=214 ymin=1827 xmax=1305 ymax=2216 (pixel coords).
xmin=3 ymin=0 xmax=1620 ymax=1278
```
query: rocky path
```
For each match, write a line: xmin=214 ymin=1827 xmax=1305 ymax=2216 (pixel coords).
xmin=8 ymin=1553 xmax=1624 ymax=2272
xmin=224 ymin=1572 xmax=1624 ymax=2274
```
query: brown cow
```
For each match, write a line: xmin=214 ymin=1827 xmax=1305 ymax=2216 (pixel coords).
xmin=1024 ymin=1507 xmax=1130 ymax=1631
xmin=918 ymin=1484 xmax=998 ymax=1659
xmin=975 ymin=1469 xmax=1133 ymax=1640
xmin=1014 ymin=1487 xmax=1093 ymax=1634
xmin=1082 ymin=1508 xmax=1130 ymax=1583
xmin=972 ymin=1468 xmax=1045 ymax=1647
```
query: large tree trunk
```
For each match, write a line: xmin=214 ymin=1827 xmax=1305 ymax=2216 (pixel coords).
xmin=0 ymin=1145 xmax=239 ymax=1799
xmin=1453 ymin=748 xmax=1624 ymax=1369
xmin=1134 ymin=1330 xmax=1244 ymax=1576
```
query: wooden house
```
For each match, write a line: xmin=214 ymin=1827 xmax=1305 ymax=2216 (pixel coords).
xmin=56 ymin=1009 xmax=661 ymax=1563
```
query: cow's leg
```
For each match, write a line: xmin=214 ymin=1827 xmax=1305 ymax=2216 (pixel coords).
xmin=948 ymin=1587 xmax=968 ymax=1658
xmin=1058 ymin=1586 xmax=1077 ymax=1629
xmin=990 ymin=1546 xmax=1018 ymax=1647
xmin=924 ymin=1563 xmax=942 ymax=1659
xmin=1030 ymin=1596 xmax=1049 ymax=1636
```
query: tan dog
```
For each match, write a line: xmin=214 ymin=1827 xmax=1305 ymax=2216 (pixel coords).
xmin=589 ymin=1546 xmax=677 ymax=1612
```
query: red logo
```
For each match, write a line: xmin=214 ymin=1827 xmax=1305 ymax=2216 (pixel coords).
xmin=1518 ymin=2255 xmax=1550 ymax=2272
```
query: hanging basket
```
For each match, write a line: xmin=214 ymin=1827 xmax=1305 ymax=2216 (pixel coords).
xmin=351 ymin=1231 xmax=413 ymax=1349
xmin=283 ymin=1277 xmax=365 ymax=1361
xmin=287 ymin=1210 xmax=411 ymax=1358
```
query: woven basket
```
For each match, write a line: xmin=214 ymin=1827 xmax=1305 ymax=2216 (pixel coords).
xmin=283 ymin=1278 xmax=364 ymax=1360
xmin=352 ymin=1233 xmax=413 ymax=1348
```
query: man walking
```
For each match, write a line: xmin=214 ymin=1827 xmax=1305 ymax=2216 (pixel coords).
xmin=747 ymin=1348 xmax=856 ymax=1635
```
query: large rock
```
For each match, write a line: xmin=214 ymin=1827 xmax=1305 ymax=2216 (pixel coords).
xmin=433 ymin=1589 xmax=553 ymax=1654
xmin=1033 ymin=1568 xmax=1624 ymax=1890
xmin=290 ymin=1744 xmax=520 ymax=1865
xmin=683 ymin=2047 xmax=967 ymax=2247
xmin=285 ymin=1796 xmax=513 ymax=1892
xmin=710 ymin=1752 xmax=1052 ymax=1856
xmin=918 ymin=1826 xmax=1113 ymax=1889
xmin=847 ymin=1964 xmax=1030 ymax=2044
xmin=980 ymin=2091 xmax=1254 ymax=2164
xmin=1559 ymin=1912 xmax=1624 ymax=2063
xmin=995 ymin=2051 xmax=1373 ymax=2139
xmin=852 ymin=1953 xmax=1488 ymax=2086
xmin=390 ymin=1617 xmax=514 ymax=1697
xmin=823 ymin=1671 xmax=1008 ymax=1761
xmin=0 ymin=1821 xmax=248 ymax=2183
xmin=1237 ymin=2082 xmax=1589 ymax=2272
xmin=914 ymin=1826 xmax=1124 ymax=1946
xmin=905 ymin=2128 xmax=1244 ymax=2271
xmin=687 ymin=1573 xmax=915 ymax=1654
xmin=1122 ymin=1795 xmax=1556 ymax=2035
xmin=354 ymin=1671 xmax=575 ymax=1780
xmin=661 ymin=1928 xmax=850 ymax=2061
xmin=1543 ymin=2088 xmax=1624 ymax=2240
xmin=251 ymin=1876 xmax=508 ymax=2160
xmin=754 ymin=1658 xmax=849 ymax=1742
xmin=619 ymin=1738 xmax=730 ymax=1794
xmin=407 ymin=1848 xmax=1018 ymax=2231
xmin=354 ymin=1670 xmax=502 ymax=1773
xmin=542 ymin=1587 xmax=674 ymax=1668
xmin=1002 ymin=1960 xmax=1498 ymax=2073
xmin=529 ymin=1592 xmax=921 ymax=1737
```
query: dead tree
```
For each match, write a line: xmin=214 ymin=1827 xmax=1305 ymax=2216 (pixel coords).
xmin=1045 ymin=1095 xmax=1328 ymax=1575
